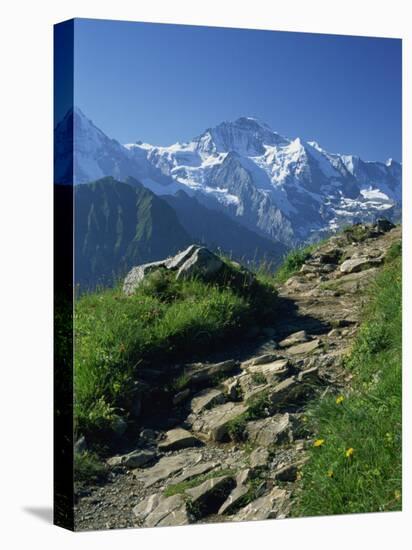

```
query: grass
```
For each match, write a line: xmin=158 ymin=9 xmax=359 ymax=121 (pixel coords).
xmin=272 ymin=242 xmax=319 ymax=285
xmin=74 ymin=262 xmax=278 ymax=439
xmin=293 ymin=240 xmax=402 ymax=516
xmin=74 ymin=451 xmax=107 ymax=484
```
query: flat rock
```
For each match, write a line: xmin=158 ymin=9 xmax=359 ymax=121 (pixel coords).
xmin=144 ymin=494 xmax=190 ymax=527
xmin=244 ymin=353 xmax=282 ymax=367
xmin=233 ymin=487 xmax=289 ymax=521
xmin=107 ymin=448 xmax=156 ymax=469
xmin=190 ymin=402 xmax=248 ymax=442
xmin=158 ymin=428 xmax=202 ymax=452
xmin=340 ymin=257 xmax=382 ymax=274
xmin=286 ymin=339 xmax=320 ymax=356
xmin=279 ymin=330 xmax=308 ymax=348
xmin=247 ymin=359 xmax=289 ymax=383
xmin=246 ymin=413 xmax=293 ymax=447
xmin=169 ymin=461 xmax=218 ymax=485
xmin=190 ymin=387 xmax=226 ymax=414
xmin=133 ymin=450 xmax=202 ymax=487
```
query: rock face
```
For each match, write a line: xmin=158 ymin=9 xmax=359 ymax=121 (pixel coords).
xmin=123 ymin=244 xmax=253 ymax=294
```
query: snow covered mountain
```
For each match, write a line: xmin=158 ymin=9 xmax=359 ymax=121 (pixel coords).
xmin=55 ymin=108 xmax=402 ymax=246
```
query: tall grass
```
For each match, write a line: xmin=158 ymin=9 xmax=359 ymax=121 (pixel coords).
xmin=74 ymin=265 xmax=278 ymax=437
xmin=294 ymin=241 xmax=402 ymax=516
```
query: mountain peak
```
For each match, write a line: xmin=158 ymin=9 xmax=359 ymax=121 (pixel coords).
xmin=195 ymin=116 xmax=287 ymax=155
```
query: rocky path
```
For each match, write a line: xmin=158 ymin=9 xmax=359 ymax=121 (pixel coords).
xmin=75 ymin=222 xmax=401 ymax=530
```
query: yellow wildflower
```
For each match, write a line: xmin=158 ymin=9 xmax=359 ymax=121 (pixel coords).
xmin=314 ymin=439 xmax=325 ymax=447
xmin=336 ymin=395 xmax=344 ymax=405
xmin=327 ymin=470 xmax=334 ymax=478
xmin=394 ymin=490 xmax=401 ymax=501
xmin=345 ymin=447 xmax=354 ymax=458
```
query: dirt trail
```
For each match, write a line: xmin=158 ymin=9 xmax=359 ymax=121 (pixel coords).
xmin=75 ymin=224 xmax=401 ymax=530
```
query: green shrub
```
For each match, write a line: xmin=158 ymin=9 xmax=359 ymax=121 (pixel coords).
xmin=74 ymin=451 xmax=107 ymax=484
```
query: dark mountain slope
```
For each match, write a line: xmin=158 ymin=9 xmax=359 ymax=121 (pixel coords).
xmin=163 ymin=190 xmax=287 ymax=267
xmin=73 ymin=177 xmax=191 ymax=288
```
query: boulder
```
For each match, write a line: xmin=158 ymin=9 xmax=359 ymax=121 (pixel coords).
xmin=190 ymin=387 xmax=226 ymax=414
xmin=176 ymin=246 xmax=224 ymax=280
xmin=186 ymin=475 xmax=236 ymax=518
xmin=158 ymin=428 xmax=202 ymax=452
xmin=123 ymin=244 xmax=257 ymax=295
xmin=340 ymin=257 xmax=383 ymax=274
xmin=122 ymin=261 xmax=166 ymax=295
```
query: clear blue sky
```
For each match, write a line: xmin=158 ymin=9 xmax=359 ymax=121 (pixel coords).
xmin=71 ymin=18 xmax=402 ymax=162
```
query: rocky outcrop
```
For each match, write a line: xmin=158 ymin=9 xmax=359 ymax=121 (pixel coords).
xmin=123 ymin=244 xmax=256 ymax=295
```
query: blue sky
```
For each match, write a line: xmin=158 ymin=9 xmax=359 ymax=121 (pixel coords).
xmin=72 ymin=18 xmax=402 ymax=162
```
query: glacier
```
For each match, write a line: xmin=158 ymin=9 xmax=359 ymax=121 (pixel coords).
xmin=54 ymin=108 xmax=402 ymax=246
